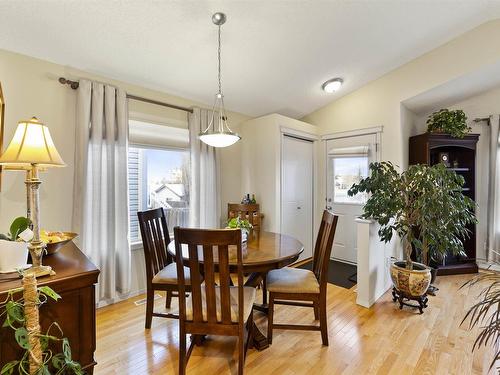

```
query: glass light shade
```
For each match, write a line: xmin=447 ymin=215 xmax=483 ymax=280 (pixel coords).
xmin=0 ymin=117 xmax=65 ymax=167
xmin=322 ymin=78 xmax=343 ymax=93
xmin=199 ymin=132 xmax=241 ymax=147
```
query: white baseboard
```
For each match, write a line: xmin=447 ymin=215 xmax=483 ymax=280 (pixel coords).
xmin=477 ymin=260 xmax=500 ymax=272
xmin=96 ymin=288 xmax=147 ymax=309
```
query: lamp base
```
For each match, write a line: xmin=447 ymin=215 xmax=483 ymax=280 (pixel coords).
xmin=23 ymin=265 xmax=54 ymax=278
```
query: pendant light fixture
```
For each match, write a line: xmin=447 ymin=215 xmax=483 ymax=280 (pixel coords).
xmin=199 ymin=12 xmax=241 ymax=148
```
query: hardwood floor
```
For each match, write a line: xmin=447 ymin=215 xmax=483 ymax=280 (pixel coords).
xmin=95 ymin=274 xmax=495 ymax=374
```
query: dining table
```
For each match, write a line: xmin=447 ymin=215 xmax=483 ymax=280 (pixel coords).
xmin=167 ymin=229 xmax=304 ymax=350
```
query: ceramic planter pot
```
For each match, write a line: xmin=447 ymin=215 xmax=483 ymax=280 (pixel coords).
xmin=0 ymin=240 xmax=29 ymax=272
xmin=390 ymin=261 xmax=431 ymax=297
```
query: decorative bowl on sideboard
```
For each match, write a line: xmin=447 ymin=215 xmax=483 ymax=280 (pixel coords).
xmin=42 ymin=231 xmax=78 ymax=255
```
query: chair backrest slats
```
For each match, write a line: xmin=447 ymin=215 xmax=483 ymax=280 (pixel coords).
xmin=217 ymin=244 xmax=232 ymax=324
xmin=202 ymin=245 xmax=217 ymax=324
xmin=312 ymin=210 xmax=339 ymax=288
xmin=188 ymin=243 xmax=204 ymax=322
xmin=137 ymin=208 xmax=171 ymax=284
xmin=174 ymin=227 xmax=243 ymax=329
xmin=228 ymin=203 xmax=262 ymax=230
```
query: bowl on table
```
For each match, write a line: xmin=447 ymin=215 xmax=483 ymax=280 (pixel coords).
xmin=40 ymin=231 xmax=78 ymax=255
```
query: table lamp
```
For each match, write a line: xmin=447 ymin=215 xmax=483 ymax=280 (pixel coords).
xmin=0 ymin=117 xmax=65 ymax=277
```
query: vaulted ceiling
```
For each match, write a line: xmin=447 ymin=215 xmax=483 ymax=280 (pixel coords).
xmin=1 ymin=1 xmax=500 ymax=118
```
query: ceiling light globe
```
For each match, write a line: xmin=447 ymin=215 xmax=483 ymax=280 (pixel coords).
xmin=322 ymin=78 xmax=343 ymax=93
xmin=199 ymin=133 xmax=240 ymax=148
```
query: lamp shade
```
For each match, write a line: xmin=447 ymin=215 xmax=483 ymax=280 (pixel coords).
xmin=0 ymin=117 xmax=65 ymax=167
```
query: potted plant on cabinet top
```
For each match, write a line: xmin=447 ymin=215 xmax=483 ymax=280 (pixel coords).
xmin=348 ymin=161 xmax=476 ymax=313
xmin=426 ymin=108 xmax=471 ymax=138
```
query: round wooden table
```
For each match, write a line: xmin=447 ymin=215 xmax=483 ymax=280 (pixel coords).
xmin=167 ymin=230 xmax=304 ymax=274
xmin=167 ymin=230 xmax=304 ymax=350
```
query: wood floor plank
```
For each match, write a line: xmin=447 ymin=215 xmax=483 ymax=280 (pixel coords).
xmin=94 ymin=274 xmax=496 ymax=374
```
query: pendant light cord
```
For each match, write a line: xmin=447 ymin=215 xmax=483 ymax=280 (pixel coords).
xmin=218 ymin=24 xmax=222 ymax=95
xmin=199 ymin=12 xmax=240 ymax=144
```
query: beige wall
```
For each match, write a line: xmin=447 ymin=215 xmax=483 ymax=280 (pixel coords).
xmin=303 ymin=20 xmax=500 ymax=168
xmin=240 ymin=114 xmax=320 ymax=234
xmin=0 ymin=49 xmax=250 ymax=297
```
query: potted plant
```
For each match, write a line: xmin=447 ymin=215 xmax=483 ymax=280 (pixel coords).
xmin=226 ymin=217 xmax=253 ymax=242
xmin=0 ymin=217 xmax=32 ymax=272
xmin=348 ymin=162 xmax=476 ymax=311
xmin=426 ymin=108 xmax=471 ymax=138
xmin=0 ymin=274 xmax=83 ymax=374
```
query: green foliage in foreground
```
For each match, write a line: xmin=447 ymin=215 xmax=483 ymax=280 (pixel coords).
xmin=0 ymin=286 xmax=84 ymax=375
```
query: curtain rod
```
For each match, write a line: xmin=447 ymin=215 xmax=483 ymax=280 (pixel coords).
xmin=474 ymin=117 xmax=490 ymax=123
xmin=58 ymin=77 xmax=194 ymax=113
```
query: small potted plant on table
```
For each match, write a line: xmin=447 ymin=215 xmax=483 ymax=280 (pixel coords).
xmin=226 ymin=217 xmax=253 ymax=241
xmin=348 ymin=162 xmax=476 ymax=313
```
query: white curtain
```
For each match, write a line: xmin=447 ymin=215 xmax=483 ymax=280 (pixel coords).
xmin=188 ymin=107 xmax=221 ymax=228
xmin=487 ymin=114 xmax=500 ymax=263
xmin=72 ymin=80 xmax=131 ymax=304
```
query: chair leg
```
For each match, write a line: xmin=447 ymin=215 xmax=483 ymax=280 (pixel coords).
xmin=245 ymin=310 xmax=254 ymax=355
xmin=314 ymin=302 xmax=319 ymax=320
xmin=179 ymin=328 xmax=186 ymax=375
xmin=262 ymin=275 xmax=268 ymax=305
xmin=319 ymin=295 xmax=328 ymax=346
xmin=267 ymin=293 xmax=274 ymax=345
xmin=145 ymin=288 xmax=154 ymax=329
xmin=165 ymin=290 xmax=172 ymax=309
xmin=238 ymin=330 xmax=245 ymax=375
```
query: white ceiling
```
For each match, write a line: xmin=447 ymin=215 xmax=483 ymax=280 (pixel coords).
xmin=1 ymin=1 xmax=500 ymax=118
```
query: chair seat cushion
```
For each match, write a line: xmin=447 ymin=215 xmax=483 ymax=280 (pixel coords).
xmin=186 ymin=286 xmax=256 ymax=323
xmin=152 ymin=263 xmax=191 ymax=285
xmin=266 ymin=267 xmax=320 ymax=294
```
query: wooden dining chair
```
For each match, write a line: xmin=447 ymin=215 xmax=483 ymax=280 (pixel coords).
xmin=266 ymin=210 xmax=339 ymax=345
xmin=138 ymin=208 xmax=192 ymax=328
xmin=174 ymin=227 xmax=255 ymax=375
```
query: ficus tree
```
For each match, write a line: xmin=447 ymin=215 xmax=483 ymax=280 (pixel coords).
xmin=347 ymin=161 xmax=477 ymax=269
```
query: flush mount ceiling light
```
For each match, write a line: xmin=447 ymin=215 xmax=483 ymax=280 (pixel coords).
xmin=199 ymin=12 xmax=241 ymax=148
xmin=321 ymin=78 xmax=344 ymax=93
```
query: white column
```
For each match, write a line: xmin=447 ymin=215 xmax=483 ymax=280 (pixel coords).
xmin=355 ymin=218 xmax=392 ymax=308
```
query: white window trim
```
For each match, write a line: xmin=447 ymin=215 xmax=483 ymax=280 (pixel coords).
xmin=128 ymin=143 xmax=190 ymax=251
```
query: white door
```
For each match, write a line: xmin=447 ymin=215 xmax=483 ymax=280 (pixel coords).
xmin=281 ymin=135 xmax=314 ymax=261
xmin=326 ymin=133 xmax=378 ymax=264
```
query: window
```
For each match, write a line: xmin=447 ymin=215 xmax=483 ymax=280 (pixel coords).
xmin=333 ymin=156 xmax=368 ymax=204
xmin=128 ymin=120 xmax=190 ymax=245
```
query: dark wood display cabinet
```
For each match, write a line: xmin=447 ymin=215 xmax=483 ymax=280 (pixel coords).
xmin=409 ymin=132 xmax=479 ymax=275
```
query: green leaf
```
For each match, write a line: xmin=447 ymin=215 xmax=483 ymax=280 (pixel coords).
xmin=14 ymin=327 xmax=30 ymax=349
xmin=35 ymin=364 xmax=50 ymax=375
xmin=52 ymin=353 xmax=65 ymax=370
xmin=38 ymin=286 xmax=61 ymax=301
xmin=62 ymin=337 xmax=72 ymax=360
xmin=5 ymin=301 xmax=24 ymax=323
xmin=9 ymin=217 xmax=30 ymax=241
xmin=0 ymin=361 xmax=19 ymax=375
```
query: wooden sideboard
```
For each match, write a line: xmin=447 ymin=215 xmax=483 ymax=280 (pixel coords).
xmin=0 ymin=242 xmax=100 ymax=373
